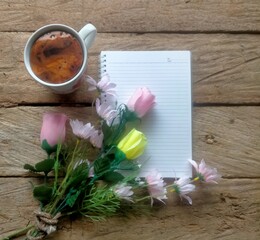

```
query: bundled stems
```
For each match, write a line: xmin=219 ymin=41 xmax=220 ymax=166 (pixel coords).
xmin=47 ymin=140 xmax=81 ymax=215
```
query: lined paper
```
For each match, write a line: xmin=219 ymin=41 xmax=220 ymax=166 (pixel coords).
xmin=100 ymin=51 xmax=192 ymax=178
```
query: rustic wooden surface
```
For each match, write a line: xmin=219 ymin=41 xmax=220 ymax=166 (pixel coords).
xmin=0 ymin=0 xmax=260 ymax=239
xmin=1 ymin=33 xmax=260 ymax=106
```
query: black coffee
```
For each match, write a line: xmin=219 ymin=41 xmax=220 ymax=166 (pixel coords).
xmin=30 ymin=31 xmax=83 ymax=84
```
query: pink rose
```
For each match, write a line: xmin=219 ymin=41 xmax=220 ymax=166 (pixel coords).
xmin=40 ymin=113 xmax=68 ymax=152
xmin=127 ymin=87 xmax=155 ymax=118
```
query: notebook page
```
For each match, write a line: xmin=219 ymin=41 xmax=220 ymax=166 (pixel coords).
xmin=100 ymin=51 xmax=192 ymax=178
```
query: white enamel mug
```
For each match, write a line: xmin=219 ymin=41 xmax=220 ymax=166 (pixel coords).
xmin=24 ymin=23 xmax=96 ymax=94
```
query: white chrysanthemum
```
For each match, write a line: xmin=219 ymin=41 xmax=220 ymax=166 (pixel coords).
xmin=100 ymin=92 xmax=117 ymax=109
xmin=113 ymin=183 xmax=134 ymax=202
xmin=96 ymin=98 xmax=118 ymax=126
xmin=87 ymin=74 xmax=116 ymax=96
xmin=145 ymin=170 xmax=167 ymax=206
xmin=172 ymin=177 xmax=195 ymax=205
xmin=70 ymin=119 xmax=94 ymax=139
xmin=89 ymin=129 xmax=104 ymax=148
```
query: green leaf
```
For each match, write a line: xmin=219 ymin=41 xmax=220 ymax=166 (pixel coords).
xmin=102 ymin=122 xmax=114 ymax=146
xmin=68 ymin=170 xmax=89 ymax=188
xmin=24 ymin=163 xmax=37 ymax=172
xmin=94 ymin=156 xmax=110 ymax=176
xmin=41 ymin=139 xmax=57 ymax=155
xmin=124 ymin=107 xmax=139 ymax=121
xmin=33 ymin=185 xmax=53 ymax=203
xmin=103 ymin=171 xmax=124 ymax=183
xmin=66 ymin=189 xmax=81 ymax=207
xmin=35 ymin=159 xmax=55 ymax=175
xmin=118 ymin=160 xmax=140 ymax=171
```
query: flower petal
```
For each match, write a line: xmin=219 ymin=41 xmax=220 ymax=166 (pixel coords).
xmin=40 ymin=112 xmax=68 ymax=147
xmin=181 ymin=194 xmax=193 ymax=205
xmin=188 ymin=159 xmax=199 ymax=172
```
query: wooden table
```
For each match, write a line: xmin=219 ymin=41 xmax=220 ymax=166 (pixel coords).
xmin=1 ymin=1 xmax=259 ymax=239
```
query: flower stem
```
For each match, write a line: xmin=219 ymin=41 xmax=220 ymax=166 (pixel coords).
xmin=1 ymin=224 xmax=34 ymax=240
xmin=68 ymin=139 xmax=80 ymax=172
xmin=53 ymin=144 xmax=61 ymax=194
xmin=47 ymin=139 xmax=81 ymax=215
xmin=135 ymin=196 xmax=150 ymax=202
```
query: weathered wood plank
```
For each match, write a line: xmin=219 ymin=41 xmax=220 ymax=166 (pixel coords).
xmin=0 ymin=178 xmax=259 ymax=239
xmin=0 ymin=33 xmax=259 ymax=105
xmin=0 ymin=106 xmax=259 ymax=177
xmin=0 ymin=0 xmax=259 ymax=32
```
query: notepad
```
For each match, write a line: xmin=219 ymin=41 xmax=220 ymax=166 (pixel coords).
xmin=100 ymin=51 xmax=192 ymax=178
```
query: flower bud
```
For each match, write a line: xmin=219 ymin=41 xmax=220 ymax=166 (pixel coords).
xmin=40 ymin=113 xmax=68 ymax=154
xmin=127 ymin=87 xmax=155 ymax=118
xmin=117 ymin=128 xmax=147 ymax=159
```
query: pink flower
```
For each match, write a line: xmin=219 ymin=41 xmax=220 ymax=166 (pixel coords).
xmin=86 ymin=76 xmax=97 ymax=91
xmin=100 ymin=92 xmax=117 ymax=109
xmin=96 ymin=98 xmax=117 ymax=126
xmin=40 ymin=112 xmax=68 ymax=148
xmin=87 ymin=74 xmax=116 ymax=96
xmin=70 ymin=119 xmax=94 ymax=139
xmin=172 ymin=177 xmax=195 ymax=205
xmin=89 ymin=129 xmax=104 ymax=148
xmin=113 ymin=183 xmax=134 ymax=202
xmin=189 ymin=159 xmax=221 ymax=184
xmin=127 ymin=87 xmax=155 ymax=118
xmin=145 ymin=170 xmax=167 ymax=206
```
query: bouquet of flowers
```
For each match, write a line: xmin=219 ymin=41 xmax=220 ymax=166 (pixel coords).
xmin=3 ymin=75 xmax=221 ymax=240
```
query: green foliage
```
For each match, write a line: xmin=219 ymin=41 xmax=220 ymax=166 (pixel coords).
xmin=59 ymin=140 xmax=91 ymax=170
xmin=80 ymin=186 xmax=121 ymax=221
xmin=103 ymin=171 xmax=124 ymax=183
xmin=93 ymin=147 xmax=128 ymax=183
xmin=35 ymin=159 xmax=55 ymax=175
xmin=66 ymin=188 xmax=81 ymax=208
xmin=41 ymin=139 xmax=57 ymax=155
xmin=21 ymin=101 xmax=148 ymax=228
xmin=102 ymin=122 xmax=114 ymax=146
xmin=114 ymin=150 xmax=126 ymax=163
xmin=24 ymin=159 xmax=54 ymax=175
xmin=24 ymin=163 xmax=37 ymax=172
xmin=117 ymin=159 xmax=140 ymax=171
xmin=124 ymin=106 xmax=139 ymax=122
xmin=94 ymin=156 xmax=110 ymax=176
xmin=67 ymin=161 xmax=89 ymax=188
xmin=33 ymin=185 xmax=53 ymax=204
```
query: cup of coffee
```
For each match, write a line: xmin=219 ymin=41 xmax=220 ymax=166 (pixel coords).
xmin=24 ymin=23 xmax=96 ymax=94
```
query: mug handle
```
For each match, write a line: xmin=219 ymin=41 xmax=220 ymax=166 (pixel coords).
xmin=79 ymin=23 xmax=97 ymax=49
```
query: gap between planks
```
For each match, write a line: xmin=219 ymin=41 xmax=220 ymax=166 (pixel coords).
xmin=1 ymin=103 xmax=260 ymax=108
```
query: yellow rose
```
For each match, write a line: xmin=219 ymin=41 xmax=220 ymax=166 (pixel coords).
xmin=117 ymin=128 xmax=147 ymax=160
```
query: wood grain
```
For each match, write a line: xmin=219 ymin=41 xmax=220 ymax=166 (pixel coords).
xmin=0 ymin=106 xmax=259 ymax=177
xmin=0 ymin=0 xmax=259 ymax=32
xmin=1 ymin=178 xmax=259 ymax=239
xmin=1 ymin=33 xmax=259 ymax=106
xmin=1 ymin=1 xmax=259 ymax=240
